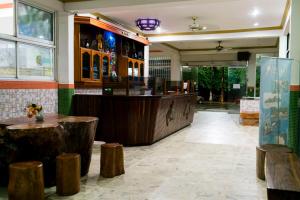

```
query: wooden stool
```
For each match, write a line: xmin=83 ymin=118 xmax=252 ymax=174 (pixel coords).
xmin=8 ymin=161 xmax=44 ymax=200
xmin=256 ymin=144 xmax=292 ymax=180
xmin=56 ymin=153 xmax=80 ymax=196
xmin=100 ymin=143 xmax=125 ymax=178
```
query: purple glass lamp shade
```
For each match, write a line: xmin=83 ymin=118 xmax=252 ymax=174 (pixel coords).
xmin=136 ymin=18 xmax=160 ymax=31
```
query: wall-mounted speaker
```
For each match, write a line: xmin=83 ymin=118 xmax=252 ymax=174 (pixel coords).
xmin=237 ymin=51 xmax=251 ymax=61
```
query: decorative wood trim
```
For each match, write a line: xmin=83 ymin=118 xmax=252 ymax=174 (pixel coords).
xmin=290 ymin=85 xmax=300 ymax=91
xmin=59 ymin=0 xmax=91 ymax=2
xmin=0 ymin=81 xmax=58 ymax=89
xmin=92 ymin=12 xmax=144 ymax=36
xmin=281 ymin=0 xmax=291 ymax=27
xmin=74 ymin=16 xmax=149 ymax=45
xmin=58 ymin=84 xmax=75 ymax=89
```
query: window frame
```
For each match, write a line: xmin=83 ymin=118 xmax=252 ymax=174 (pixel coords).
xmin=0 ymin=0 xmax=56 ymax=81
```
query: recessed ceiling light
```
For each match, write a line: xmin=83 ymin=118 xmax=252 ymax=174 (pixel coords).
xmin=251 ymin=9 xmax=260 ymax=17
xmin=203 ymin=26 xmax=207 ymax=30
xmin=254 ymin=22 xmax=259 ymax=27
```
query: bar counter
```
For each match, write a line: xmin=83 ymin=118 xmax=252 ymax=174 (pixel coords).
xmin=72 ymin=94 xmax=196 ymax=145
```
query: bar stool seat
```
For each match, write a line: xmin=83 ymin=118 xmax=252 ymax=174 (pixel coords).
xmin=8 ymin=161 xmax=44 ymax=200
xmin=100 ymin=143 xmax=125 ymax=178
xmin=56 ymin=153 xmax=81 ymax=196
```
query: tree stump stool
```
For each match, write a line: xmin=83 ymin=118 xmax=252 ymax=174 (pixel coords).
xmin=8 ymin=161 xmax=44 ymax=200
xmin=256 ymin=144 xmax=292 ymax=180
xmin=100 ymin=143 xmax=125 ymax=178
xmin=56 ymin=153 xmax=80 ymax=196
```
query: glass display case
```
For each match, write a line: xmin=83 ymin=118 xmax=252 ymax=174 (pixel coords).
xmin=81 ymin=48 xmax=91 ymax=79
xmin=259 ymin=56 xmax=292 ymax=145
xmin=102 ymin=53 xmax=110 ymax=77
xmin=92 ymin=51 xmax=101 ymax=80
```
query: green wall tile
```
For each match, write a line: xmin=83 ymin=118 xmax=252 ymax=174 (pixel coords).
xmin=58 ymin=88 xmax=74 ymax=115
xmin=288 ymin=90 xmax=300 ymax=154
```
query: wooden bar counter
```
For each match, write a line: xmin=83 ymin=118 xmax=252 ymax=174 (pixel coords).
xmin=72 ymin=94 xmax=196 ymax=145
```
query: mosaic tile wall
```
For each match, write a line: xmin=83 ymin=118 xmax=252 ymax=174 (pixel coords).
xmin=74 ymin=88 xmax=148 ymax=95
xmin=0 ymin=89 xmax=58 ymax=120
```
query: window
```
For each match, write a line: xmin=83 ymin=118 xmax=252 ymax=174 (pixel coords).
xmin=18 ymin=43 xmax=54 ymax=78
xmin=0 ymin=0 xmax=14 ymax=35
xmin=0 ymin=39 xmax=16 ymax=77
xmin=17 ymin=2 xmax=53 ymax=42
xmin=0 ymin=0 xmax=55 ymax=80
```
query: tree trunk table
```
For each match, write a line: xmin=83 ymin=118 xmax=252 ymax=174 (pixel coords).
xmin=0 ymin=114 xmax=98 ymax=187
xmin=256 ymin=144 xmax=292 ymax=180
xmin=57 ymin=116 xmax=98 ymax=176
xmin=6 ymin=123 xmax=65 ymax=187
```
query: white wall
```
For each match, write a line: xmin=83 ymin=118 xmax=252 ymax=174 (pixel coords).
xmin=57 ymin=12 xmax=74 ymax=84
xmin=290 ymin=0 xmax=300 ymax=85
xmin=150 ymin=44 xmax=181 ymax=81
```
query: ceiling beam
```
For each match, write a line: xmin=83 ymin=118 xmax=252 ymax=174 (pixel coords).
xmin=179 ymin=45 xmax=278 ymax=52
xmin=59 ymin=0 xmax=92 ymax=2
xmin=149 ymin=29 xmax=283 ymax=43
xmin=64 ymin=0 xmax=194 ymax=11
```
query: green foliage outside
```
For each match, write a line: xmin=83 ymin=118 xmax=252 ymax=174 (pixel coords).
xmin=227 ymin=67 xmax=247 ymax=91
xmin=182 ymin=68 xmax=192 ymax=81
xmin=197 ymin=67 xmax=228 ymax=92
xmin=197 ymin=67 xmax=212 ymax=89
xmin=256 ymin=66 xmax=260 ymax=97
xmin=183 ymin=66 xmax=248 ymax=101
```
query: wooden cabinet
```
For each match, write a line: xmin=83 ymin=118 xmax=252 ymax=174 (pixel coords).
xmin=76 ymin=47 xmax=110 ymax=86
xmin=118 ymin=56 xmax=144 ymax=80
xmin=74 ymin=17 xmax=148 ymax=88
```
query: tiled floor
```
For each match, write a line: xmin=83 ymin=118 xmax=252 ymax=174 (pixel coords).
xmin=0 ymin=111 xmax=267 ymax=200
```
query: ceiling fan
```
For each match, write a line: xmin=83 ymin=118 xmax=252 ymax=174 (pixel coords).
xmin=189 ymin=16 xmax=207 ymax=32
xmin=215 ymin=41 xmax=232 ymax=52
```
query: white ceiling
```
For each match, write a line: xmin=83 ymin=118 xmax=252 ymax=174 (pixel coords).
xmin=82 ymin=0 xmax=287 ymax=35
xmin=65 ymin=0 xmax=282 ymax=62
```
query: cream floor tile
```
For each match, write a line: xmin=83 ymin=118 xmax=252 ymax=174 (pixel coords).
xmin=0 ymin=111 xmax=267 ymax=200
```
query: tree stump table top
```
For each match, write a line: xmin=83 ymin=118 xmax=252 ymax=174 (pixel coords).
xmin=101 ymin=143 xmax=123 ymax=148
xmin=266 ymin=152 xmax=300 ymax=199
xmin=257 ymin=144 xmax=292 ymax=153
xmin=0 ymin=113 xmax=65 ymax=126
xmin=57 ymin=116 xmax=98 ymax=123
xmin=10 ymin=161 xmax=43 ymax=170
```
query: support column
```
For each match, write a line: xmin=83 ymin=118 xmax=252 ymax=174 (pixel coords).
xmin=171 ymin=53 xmax=181 ymax=81
xmin=279 ymin=36 xmax=287 ymax=58
xmin=144 ymin=45 xmax=149 ymax=83
xmin=288 ymin=0 xmax=300 ymax=154
xmin=57 ymin=12 xmax=74 ymax=115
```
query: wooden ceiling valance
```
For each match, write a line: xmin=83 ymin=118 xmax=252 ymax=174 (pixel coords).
xmin=75 ymin=16 xmax=149 ymax=45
